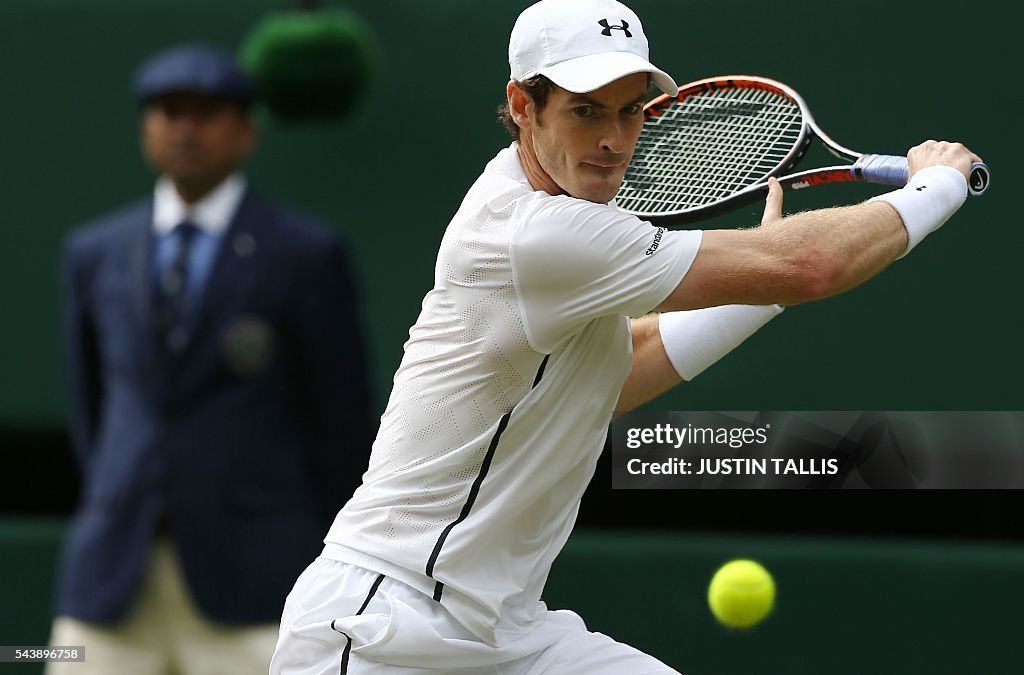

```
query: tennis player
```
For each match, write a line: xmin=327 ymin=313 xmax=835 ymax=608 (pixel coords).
xmin=271 ymin=0 xmax=981 ymax=672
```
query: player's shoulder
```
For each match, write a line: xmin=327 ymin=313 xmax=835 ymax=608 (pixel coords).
xmin=511 ymin=191 xmax=639 ymax=252
xmin=517 ymin=190 xmax=607 ymax=221
xmin=462 ymin=147 xmax=535 ymax=213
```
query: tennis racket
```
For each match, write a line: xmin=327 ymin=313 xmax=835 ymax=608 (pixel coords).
xmin=616 ymin=75 xmax=990 ymax=224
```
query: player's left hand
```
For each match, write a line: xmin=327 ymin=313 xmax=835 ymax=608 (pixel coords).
xmin=906 ymin=140 xmax=983 ymax=185
xmin=760 ymin=176 xmax=783 ymax=226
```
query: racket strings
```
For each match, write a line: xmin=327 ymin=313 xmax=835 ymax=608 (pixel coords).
xmin=628 ymin=89 xmax=798 ymax=206
xmin=618 ymin=86 xmax=804 ymax=215
xmin=625 ymin=88 xmax=799 ymax=205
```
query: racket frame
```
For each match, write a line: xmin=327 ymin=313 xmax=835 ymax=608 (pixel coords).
xmin=621 ymin=75 xmax=913 ymax=223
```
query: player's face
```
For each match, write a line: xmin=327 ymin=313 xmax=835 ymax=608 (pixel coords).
xmin=141 ymin=92 xmax=255 ymax=200
xmin=529 ymin=74 xmax=648 ymax=204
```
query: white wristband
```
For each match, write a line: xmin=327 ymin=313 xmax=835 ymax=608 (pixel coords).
xmin=868 ymin=165 xmax=968 ymax=257
xmin=658 ymin=304 xmax=784 ymax=381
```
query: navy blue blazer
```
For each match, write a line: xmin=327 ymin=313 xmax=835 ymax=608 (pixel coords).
xmin=57 ymin=189 xmax=374 ymax=624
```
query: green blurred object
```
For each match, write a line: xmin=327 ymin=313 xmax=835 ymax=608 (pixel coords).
xmin=239 ymin=6 xmax=377 ymax=123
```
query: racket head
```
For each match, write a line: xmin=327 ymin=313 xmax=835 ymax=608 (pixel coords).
xmin=617 ymin=76 xmax=816 ymax=223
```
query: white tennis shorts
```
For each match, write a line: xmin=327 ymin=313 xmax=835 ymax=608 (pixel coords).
xmin=270 ymin=557 xmax=679 ymax=674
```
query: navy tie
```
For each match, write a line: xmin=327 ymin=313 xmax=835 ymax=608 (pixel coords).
xmin=154 ymin=221 xmax=199 ymax=351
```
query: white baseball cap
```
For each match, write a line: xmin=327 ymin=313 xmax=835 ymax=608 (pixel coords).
xmin=508 ymin=0 xmax=677 ymax=95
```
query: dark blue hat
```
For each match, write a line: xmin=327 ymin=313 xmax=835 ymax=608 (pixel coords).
xmin=134 ymin=44 xmax=255 ymax=105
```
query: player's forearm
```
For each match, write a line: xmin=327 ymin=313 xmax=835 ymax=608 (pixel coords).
xmin=758 ymin=200 xmax=906 ymax=304
xmin=757 ymin=164 xmax=969 ymax=305
xmin=657 ymin=202 xmax=908 ymax=311
xmin=662 ymin=166 xmax=967 ymax=312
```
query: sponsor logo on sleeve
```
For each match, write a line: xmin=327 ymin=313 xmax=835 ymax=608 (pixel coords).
xmin=646 ymin=226 xmax=666 ymax=256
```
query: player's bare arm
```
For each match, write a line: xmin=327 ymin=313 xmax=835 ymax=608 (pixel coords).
xmin=657 ymin=140 xmax=980 ymax=312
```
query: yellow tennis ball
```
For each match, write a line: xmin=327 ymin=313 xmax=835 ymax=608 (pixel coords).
xmin=707 ymin=559 xmax=775 ymax=628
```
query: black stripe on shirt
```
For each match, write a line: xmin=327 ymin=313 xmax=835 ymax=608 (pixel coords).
xmin=425 ymin=410 xmax=511 ymax=598
xmin=532 ymin=353 xmax=550 ymax=388
xmin=425 ymin=354 xmax=551 ymax=601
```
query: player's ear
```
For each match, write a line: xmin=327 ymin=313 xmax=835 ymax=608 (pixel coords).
xmin=507 ymin=81 xmax=531 ymax=130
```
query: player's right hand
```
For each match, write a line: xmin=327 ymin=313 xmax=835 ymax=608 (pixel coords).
xmin=907 ymin=140 xmax=983 ymax=184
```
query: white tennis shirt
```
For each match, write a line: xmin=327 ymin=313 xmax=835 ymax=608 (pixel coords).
xmin=324 ymin=144 xmax=703 ymax=645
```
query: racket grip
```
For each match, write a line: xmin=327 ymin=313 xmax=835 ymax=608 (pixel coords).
xmin=854 ymin=154 xmax=990 ymax=197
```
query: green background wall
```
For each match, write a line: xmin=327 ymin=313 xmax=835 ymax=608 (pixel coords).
xmin=1 ymin=2 xmax=1022 ymax=674
xmin=3 ymin=520 xmax=1023 ymax=675
xmin=1 ymin=0 xmax=1020 ymax=427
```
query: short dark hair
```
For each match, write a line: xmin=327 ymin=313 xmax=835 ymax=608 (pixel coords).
xmin=496 ymin=75 xmax=556 ymax=141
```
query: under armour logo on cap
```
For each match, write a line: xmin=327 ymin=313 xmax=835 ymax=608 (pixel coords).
xmin=508 ymin=0 xmax=677 ymax=95
xmin=598 ymin=18 xmax=632 ymax=37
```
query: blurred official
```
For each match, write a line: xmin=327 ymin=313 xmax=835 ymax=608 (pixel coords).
xmin=50 ymin=44 xmax=374 ymax=674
